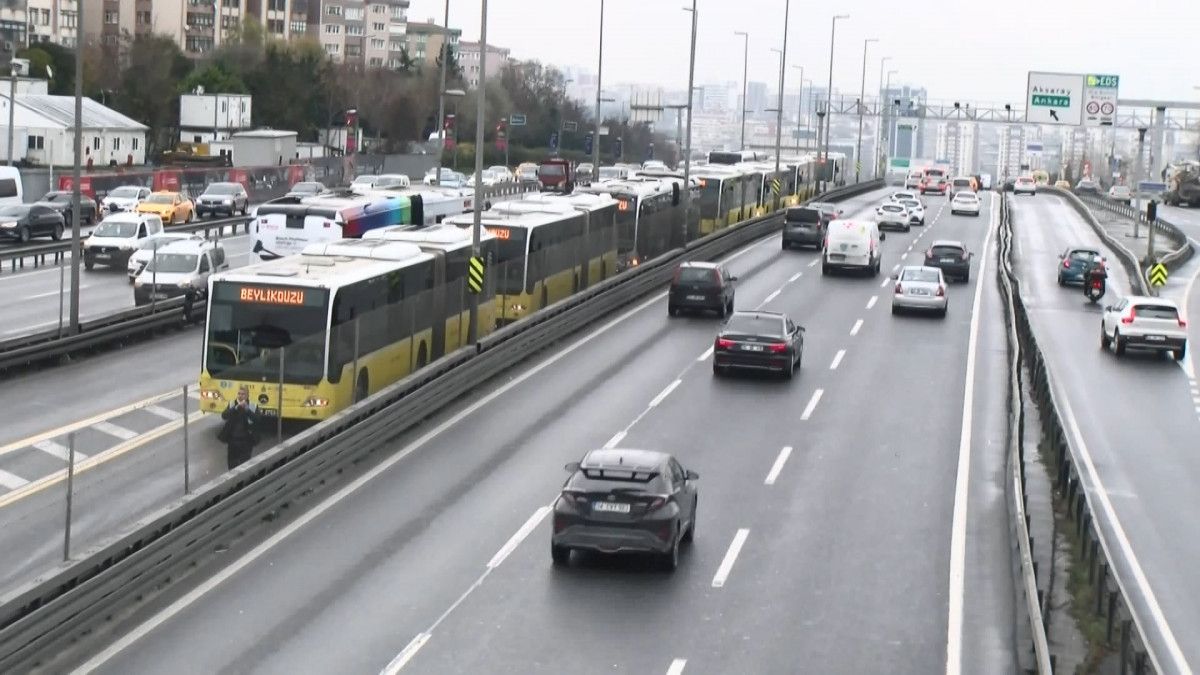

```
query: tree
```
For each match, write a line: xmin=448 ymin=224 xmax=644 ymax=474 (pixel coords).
xmin=178 ymin=62 xmax=249 ymax=96
xmin=436 ymin=43 xmax=464 ymax=84
xmin=116 ymin=34 xmax=193 ymax=154
xmin=241 ymin=39 xmax=332 ymax=141
xmin=19 ymin=43 xmax=76 ymax=95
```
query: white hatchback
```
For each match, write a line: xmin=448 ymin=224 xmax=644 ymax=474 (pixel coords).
xmin=1101 ymin=296 xmax=1187 ymax=360
xmin=950 ymin=192 xmax=981 ymax=216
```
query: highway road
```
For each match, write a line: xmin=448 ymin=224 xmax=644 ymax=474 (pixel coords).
xmin=1008 ymin=192 xmax=1200 ymax=673
xmin=43 ymin=189 xmax=1023 ymax=674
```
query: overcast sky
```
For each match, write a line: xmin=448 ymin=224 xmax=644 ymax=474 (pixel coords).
xmin=408 ymin=0 xmax=1200 ymax=105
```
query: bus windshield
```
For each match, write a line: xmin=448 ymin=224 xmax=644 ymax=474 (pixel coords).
xmin=615 ymin=197 xmax=638 ymax=252
xmin=698 ymin=180 xmax=721 ymax=217
xmin=205 ymin=282 xmax=330 ymax=385
xmin=484 ymin=226 xmax=527 ymax=294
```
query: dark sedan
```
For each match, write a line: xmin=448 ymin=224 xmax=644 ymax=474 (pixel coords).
xmin=285 ymin=181 xmax=326 ymax=199
xmin=1057 ymin=247 xmax=1104 ymax=286
xmin=35 ymin=191 xmax=98 ymax=227
xmin=0 ymin=204 xmax=67 ymax=242
xmin=923 ymin=240 xmax=973 ymax=282
xmin=712 ymin=310 xmax=804 ymax=379
xmin=552 ymin=448 xmax=698 ymax=571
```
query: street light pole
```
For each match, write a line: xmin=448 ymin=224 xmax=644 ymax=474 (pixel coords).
xmin=792 ymin=66 xmax=804 ymax=152
xmin=855 ymin=38 xmax=877 ymax=183
xmin=593 ymin=0 xmax=604 ymax=182
xmin=734 ymin=30 xmax=749 ymax=150
xmin=434 ymin=0 xmax=450 ymax=186
xmin=468 ymin=0 xmax=488 ymax=344
xmin=875 ymin=56 xmax=891 ymax=179
xmin=772 ymin=1 xmax=789 ymax=210
xmin=682 ymin=0 xmax=698 ymax=237
xmin=70 ymin=4 xmax=84 ymax=331
xmin=823 ymin=14 xmax=848 ymax=190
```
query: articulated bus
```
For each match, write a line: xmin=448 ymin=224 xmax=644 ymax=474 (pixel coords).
xmin=519 ymin=192 xmax=621 ymax=287
xmin=691 ymin=165 xmax=756 ymax=233
xmin=200 ymin=239 xmax=447 ymax=421
xmin=579 ymin=177 xmax=697 ymax=269
xmin=363 ymin=223 xmax=498 ymax=356
xmin=444 ymin=201 xmax=617 ymax=325
xmin=369 ymin=185 xmax=474 ymax=225
xmin=708 ymin=150 xmax=766 ymax=165
xmin=251 ymin=193 xmax=411 ymax=262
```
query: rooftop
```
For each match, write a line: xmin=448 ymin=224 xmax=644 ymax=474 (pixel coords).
xmin=10 ymin=94 xmax=148 ymax=131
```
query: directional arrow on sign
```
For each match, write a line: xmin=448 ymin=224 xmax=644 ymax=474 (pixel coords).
xmin=1049 ymin=110 xmax=1059 ymax=121
xmin=1149 ymin=263 xmax=1168 ymax=287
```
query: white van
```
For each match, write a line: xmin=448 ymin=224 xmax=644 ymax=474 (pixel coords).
xmin=822 ymin=219 xmax=884 ymax=276
xmin=126 ymin=231 xmax=205 ymax=281
xmin=132 ymin=238 xmax=228 ymax=306
xmin=0 ymin=166 xmax=23 ymax=205
xmin=83 ymin=212 xmax=165 ymax=270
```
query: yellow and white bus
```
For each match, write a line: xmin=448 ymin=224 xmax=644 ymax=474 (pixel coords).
xmin=363 ymin=223 xmax=498 ymax=356
xmin=691 ymin=165 xmax=754 ymax=233
xmin=200 ymin=239 xmax=448 ymax=421
xmin=518 ymin=192 xmax=620 ymax=287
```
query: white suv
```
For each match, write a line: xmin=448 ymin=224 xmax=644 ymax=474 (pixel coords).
xmin=1101 ymin=296 xmax=1188 ymax=360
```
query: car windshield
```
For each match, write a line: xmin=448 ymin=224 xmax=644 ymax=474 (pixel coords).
xmin=599 ymin=167 xmax=623 ymax=179
xmin=677 ymin=267 xmax=716 ymax=284
xmin=205 ymin=184 xmax=240 ymax=195
xmin=900 ymin=200 xmax=920 ymax=208
xmin=881 ymin=205 xmax=904 ymax=212
xmin=352 ymin=176 xmax=377 ymax=185
xmin=137 ymin=235 xmax=187 ymax=250
xmin=539 ymin=164 xmax=565 ymax=176
xmin=109 ymin=187 xmax=141 ymax=199
xmin=1069 ymin=250 xmax=1101 ymax=262
xmin=146 ymin=194 xmax=175 ymax=204
xmin=145 ymin=253 xmax=198 ymax=273
xmin=785 ymin=208 xmax=820 ymax=224
xmin=0 ymin=205 xmax=31 ymax=218
xmin=725 ymin=314 xmax=784 ymax=336
xmin=931 ymin=245 xmax=965 ymax=257
xmin=954 ymin=194 xmax=978 ymax=201
xmin=901 ymin=268 xmax=940 ymax=283
xmin=1133 ymin=304 xmax=1179 ymax=320
xmin=93 ymin=220 xmax=138 ymax=238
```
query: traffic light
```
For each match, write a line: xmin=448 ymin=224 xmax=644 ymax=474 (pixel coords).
xmin=1147 ymin=200 xmax=1158 ymax=222
xmin=584 ymin=132 xmax=593 ymax=155
xmin=549 ymin=131 xmax=559 ymax=151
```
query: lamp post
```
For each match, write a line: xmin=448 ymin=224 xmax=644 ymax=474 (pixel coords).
xmin=555 ymin=78 xmax=574 ymax=157
xmin=433 ymin=0 xmax=451 ymax=185
xmin=792 ymin=65 xmax=805 ymax=151
xmin=874 ymin=56 xmax=891 ymax=178
xmin=70 ymin=4 xmax=85 ymax=331
xmin=443 ymin=89 xmax=465 ymax=172
xmin=855 ymin=37 xmax=877 ymax=183
xmin=593 ymin=0 xmax=605 ymax=183
xmin=734 ymin=30 xmax=749 ymax=150
xmin=772 ymin=0 xmax=790 ymax=210
xmin=468 ymin=0 xmax=488 ymax=344
xmin=682 ymin=0 xmax=698 ymax=232
xmin=883 ymin=69 xmax=896 ymax=167
xmin=823 ymin=14 xmax=849 ymax=190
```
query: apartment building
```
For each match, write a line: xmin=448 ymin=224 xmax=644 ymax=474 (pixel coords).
xmin=457 ymin=39 xmax=508 ymax=88
xmin=86 ymin=0 xmax=185 ymax=48
xmin=403 ymin=19 xmax=457 ymax=72
xmin=318 ymin=0 xmax=408 ymax=67
xmin=181 ymin=0 xmax=323 ymax=56
xmin=1 ymin=0 xmax=80 ymax=49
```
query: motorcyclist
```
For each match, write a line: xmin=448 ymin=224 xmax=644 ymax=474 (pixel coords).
xmin=1084 ymin=257 xmax=1107 ymax=299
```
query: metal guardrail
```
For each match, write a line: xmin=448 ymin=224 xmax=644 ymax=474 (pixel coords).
xmin=1041 ymin=187 xmax=1152 ymax=297
xmin=0 ymin=180 xmax=884 ymax=670
xmin=995 ymin=195 xmax=1053 ymax=674
xmin=1071 ymin=190 xmax=1195 ymax=276
xmin=1004 ymin=194 xmax=1157 ymax=674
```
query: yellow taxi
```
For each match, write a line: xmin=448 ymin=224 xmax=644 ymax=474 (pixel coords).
xmin=1054 ymin=179 xmax=1071 ymax=189
xmin=136 ymin=191 xmax=195 ymax=225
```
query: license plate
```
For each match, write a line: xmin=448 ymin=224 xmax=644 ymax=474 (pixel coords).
xmin=686 ymin=295 xmax=705 ymax=301
xmin=828 ymin=254 xmax=845 ymax=261
xmin=1145 ymin=335 xmax=1166 ymax=342
xmin=95 ymin=253 xmax=110 ymax=260
xmin=941 ymin=258 xmax=956 ymax=263
xmin=152 ymin=293 xmax=168 ymax=300
xmin=593 ymin=501 xmax=630 ymax=513
xmin=743 ymin=344 xmax=764 ymax=351
xmin=911 ymin=289 xmax=930 ymax=296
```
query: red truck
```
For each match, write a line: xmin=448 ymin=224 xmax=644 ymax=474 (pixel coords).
xmin=537 ymin=158 xmax=574 ymax=193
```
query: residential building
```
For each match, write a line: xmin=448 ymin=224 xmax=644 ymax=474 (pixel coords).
xmin=457 ymin=40 xmax=508 ymax=88
xmin=935 ymin=121 xmax=977 ymax=176
xmin=1 ymin=0 xmax=79 ymax=49
xmin=85 ymin=0 xmax=185 ymax=49
xmin=997 ymin=124 xmax=1026 ymax=181
xmin=743 ymin=81 xmax=767 ymax=116
xmin=318 ymin=0 xmax=408 ymax=67
xmin=182 ymin=0 xmax=322 ymax=57
xmin=0 ymin=89 xmax=148 ymax=165
xmin=404 ymin=18 xmax=459 ymax=72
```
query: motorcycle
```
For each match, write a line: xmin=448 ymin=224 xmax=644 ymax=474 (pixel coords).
xmin=1084 ymin=274 xmax=1106 ymax=303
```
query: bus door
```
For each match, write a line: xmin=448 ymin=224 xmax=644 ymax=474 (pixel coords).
xmin=429 ymin=250 xmax=447 ymax=359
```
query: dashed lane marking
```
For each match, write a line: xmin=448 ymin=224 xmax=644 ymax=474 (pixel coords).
xmin=829 ymin=349 xmax=846 ymax=370
xmin=144 ymin=405 xmax=184 ymax=421
xmin=92 ymin=421 xmax=138 ymax=441
xmin=850 ymin=319 xmax=864 ymax=336
xmin=666 ymin=658 xmax=688 ymax=675
xmin=711 ymin=528 xmax=751 ymax=588
xmin=866 ymin=295 xmax=878 ymax=310
xmin=32 ymin=439 xmax=88 ymax=462
xmin=764 ymin=446 xmax=793 ymax=486
xmin=0 ymin=468 xmax=29 ymax=490
xmin=800 ymin=389 xmax=824 ymax=421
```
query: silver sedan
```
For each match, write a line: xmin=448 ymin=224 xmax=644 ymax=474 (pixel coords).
xmin=891 ymin=265 xmax=948 ymax=317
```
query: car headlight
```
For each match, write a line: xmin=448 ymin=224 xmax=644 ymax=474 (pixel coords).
xmin=0 ymin=221 xmax=15 ymax=228
xmin=222 ymin=199 xmax=232 ymax=205
xmin=119 ymin=243 xmax=135 ymax=251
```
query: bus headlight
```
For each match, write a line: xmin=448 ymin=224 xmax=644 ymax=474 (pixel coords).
xmin=303 ymin=396 xmax=330 ymax=407
xmin=199 ymin=389 xmax=222 ymax=401
xmin=510 ymin=303 xmax=526 ymax=313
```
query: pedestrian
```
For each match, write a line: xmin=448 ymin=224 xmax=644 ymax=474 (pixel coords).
xmin=218 ymin=386 xmax=260 ymax=470
xmin=181 ymin=289 xmax=195 ymax=324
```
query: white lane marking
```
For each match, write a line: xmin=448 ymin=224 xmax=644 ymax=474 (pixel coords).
xmin=808 ymin=258 xmax=819 ymax=268
xmin=92 ymin=421 xmax=138 ymax=441
xmin=866 ymin=295 xmax=878 ymax=310
xmin=144 ymin=405 xmax=183 ymax=421
xmin=74 ymin=288 xmax=673 ymax=673
xmin=25 ymin=284 xmax=92 ymax=301
xmin=487 ymin=506 xmax=551 ymax=569
xmin=711 ymin=528 xmax=751 ymax=588
xmin=2 ymin=319 xmax=60 ymax=335
xmin=764 ymin=446 xmax=793 ymax=486
xmin=697 ymin=346 xmax=714 ymax=362
xmin=381 ymin=633 xmax=431 ymax=674
xmin=603 ymin=431 xmax=627 ymax=449
xmin=945 ymin=189 xmax=996 ymax=675
xmin=800 ymin=389 xmax=824 ymax=421
xmin=880 ymin=278 xmax=891 ymax=288
xmin=666 ymin=658 xmax=688 ymax=675
xmin=760 ymin=289 xmax=781 ymax=306
xmin=850 ymin=319 xmax=864 ymax=336
xmin=788 ymin=271 xmax=802 ymax=282
xmin=0 ymin=468 xmax=29 ymax=490
xmin=648 ymin=379 xmax=682 ymax=408
xmin=892 ymin=263 xmax=900 ymax=272
xmin=33 ymin=439 xmax=88 ymax=462
xmin=829 ymin=349 xmax=846 ymax=370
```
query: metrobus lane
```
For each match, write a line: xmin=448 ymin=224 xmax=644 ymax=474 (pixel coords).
xmin=386 ymin=195 xmax=1007 ymax=675
xmin=70 ymin=187 xmax=904 ymax=674
xmin=1008 ymin=194 xmax=1200 ymax=672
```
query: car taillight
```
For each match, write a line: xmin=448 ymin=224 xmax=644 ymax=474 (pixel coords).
xmin=646 ymin=496 xmax=668 ymax=512
xmin=894 ymin=282 xmax=903 ymax=294
xmin=560 ymin=489 xmax=588 ymax=507
xmin=1121 ymin=308 xmax=1136 ymax=325
xmin=1179 ymin=318 xmax=1188 ymax=328
xmin=936 ymin=285 xmax=945 ymax=297
xmin=716 ymin=337 xmax=735 ymax=349
xmin=1062 ymin=259 xmax=1071 ymax=269
xmin=672 ymin=267 xmax=681 ymax=283
xmin=961 ymin=250 xmax=969 ymax=260
xmin=768 ymin=342 xmax=788 ymax=353
xmin=713 ymin=269 xmax=723 ymax=286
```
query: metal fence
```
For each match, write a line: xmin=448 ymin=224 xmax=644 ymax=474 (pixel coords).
xmin=1071 ymin=190 xmax=1195 ymax=274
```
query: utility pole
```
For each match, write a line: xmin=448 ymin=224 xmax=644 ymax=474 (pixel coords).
xmin=734 ymin=30 xmax=749 ymax=150
xmin=7 ymin=53 xmax=21 ymax=166
xmin=468 ymin=0 xmax=488 ymax=343
xmin=875 ymin=56 xmax=891 ymax=179
xmin=823 ymin=14 xmax=848 ymax=190
xmin=772 ymin=1 xmax=789 ymax=211
xmin=791 ymin=66 xmax=804 ymax=153
xmin=70 ymin=3 xmax=84 ymax=331
xmin=855 ymin=38 xmax=877 ymax=183
xmin=1134 ymin=126 xmax=1146 ymax=239
xmin=593 ymin=0 xmax=604 ymax=183
xmin=681 ymin=0 xmax=698 ymax=235
xmin=433 ymin=0 xmax=450 ymax=185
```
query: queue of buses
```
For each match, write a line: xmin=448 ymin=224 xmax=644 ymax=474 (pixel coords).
xmin=198 ymin=151 xmax=843 ymax=422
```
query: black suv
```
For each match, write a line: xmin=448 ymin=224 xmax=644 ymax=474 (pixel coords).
xmin=552 ymin=448 xmax=699 ymax=571
xmin=667 ymin=261 xmax=736 ymax=317
xmin=781 ymin=205 xmax=826 ymax=249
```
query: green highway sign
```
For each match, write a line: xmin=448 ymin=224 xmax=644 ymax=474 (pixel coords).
xmin=1031 ymin=95 xmax=1070 ymax=107
xmin=890 ymin=158 xmax=910 ymax=168
xmin=1086 ymin=74 xmax=1120 ymax=88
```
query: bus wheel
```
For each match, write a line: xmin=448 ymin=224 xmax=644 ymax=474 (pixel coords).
xmin=355 ymin=371 xmax=369 ymax=403
xmin=417 ymin=343 xmax=428 ymax=369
